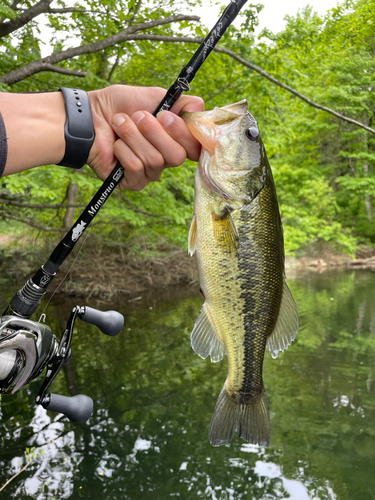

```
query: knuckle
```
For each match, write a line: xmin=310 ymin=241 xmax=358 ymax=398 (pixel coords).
xmin=127 ymin=155 xmax=143 ymax=173
xmin=121 ymin=121 xmax=137 ymax=137
xmin=114 ymin=143 xmax=143 ymax=173
xmin=130 ymin=180 xmax=148 ymax=192
xmin=174 ymin=148 xmax=187 ymax=167
xmin=114 ymin=117 xmax=138 ymax=139
xmin=193 ymin=96 xmax=205 ymax=110
xmin=132 ymin=111 xmax=154 ymax=129
xmin=149 ymin=153 xmax=165 ymax=171
xmin=141 ymin=150 xmax=164 ymax=172
xmin=165 ymin=147 xmax=186 ymax=168
xmin=198 ymin=97 xmax=205 ymax=109
xmin=150 ymin=86 xmax=166 ymax=99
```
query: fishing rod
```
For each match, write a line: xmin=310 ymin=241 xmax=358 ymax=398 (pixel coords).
xmin=0 ymin=0 xmax=249 ymax=422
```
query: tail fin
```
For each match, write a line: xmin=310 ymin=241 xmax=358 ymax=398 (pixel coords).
xmin=209 ymin=384 xmax=271 ymax=447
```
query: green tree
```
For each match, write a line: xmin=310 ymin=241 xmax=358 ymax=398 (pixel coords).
xmin=0 ymin=0 xmax=374 ymax=266
xmin=252 ymin=0 xmax=375 ymax=254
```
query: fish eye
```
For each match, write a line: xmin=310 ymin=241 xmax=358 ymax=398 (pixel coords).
xmin=245 ymin=127 xmax=259 ymax=141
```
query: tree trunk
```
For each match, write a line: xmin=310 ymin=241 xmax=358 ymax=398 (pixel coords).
xmin=363 ymin=113 xmax=372 ymax=221
xmin=63 ymin=182 xmax=78 ymax=229
xmin=363 ymin=162 xmax=372 ymax=221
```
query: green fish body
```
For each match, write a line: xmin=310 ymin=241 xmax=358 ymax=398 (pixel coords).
xmin=182 ymin=101 xmax=298 ymax=447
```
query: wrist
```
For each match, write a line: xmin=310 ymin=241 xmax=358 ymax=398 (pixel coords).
xmin=86 ymin=89 xmax=119 ymax=173
xmin=58 ymin=87 xmax=95 ymax=169
xmin=86 ymin=89 xmax=106 ymax=168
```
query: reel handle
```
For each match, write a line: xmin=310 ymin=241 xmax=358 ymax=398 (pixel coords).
xmin=42 ymin=393 xmax=93 ymax=423
xmin=79 ymin=306 xmax=124 ymax=336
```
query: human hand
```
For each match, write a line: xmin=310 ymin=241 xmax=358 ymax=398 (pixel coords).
xmin=87 ymin=85 xmax=204 ymax=190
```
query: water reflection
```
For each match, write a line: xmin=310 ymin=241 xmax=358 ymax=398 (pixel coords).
xmin=0 ymin=270 xmax=374 ymax=499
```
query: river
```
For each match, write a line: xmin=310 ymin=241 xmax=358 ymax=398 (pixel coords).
xmin=0 ymin=269 xmax=374 ymax=499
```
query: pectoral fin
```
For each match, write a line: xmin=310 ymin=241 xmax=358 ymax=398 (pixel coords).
xmin=188 ymin=215 xmax=197 ymax=256
xmin=191 ymin=302 xmax=225 ymax=362
xmin=212 ymin=206 xmax=238 ymax=254
xmin=266 ymin=280 xmax=299 ymax=359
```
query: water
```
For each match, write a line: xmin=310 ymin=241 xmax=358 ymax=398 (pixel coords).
xmin=0 ymin=269 xmax=374 ymax=499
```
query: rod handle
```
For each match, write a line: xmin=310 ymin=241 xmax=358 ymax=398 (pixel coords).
xmin=43 ymin=393 xmax=93 ymax=423
xmin=79 ymin=306 xmax=124 ymax=336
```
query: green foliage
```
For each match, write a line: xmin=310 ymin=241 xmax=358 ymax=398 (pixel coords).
xmin=0 ymin=0 xmax=374 ymax=258
xmin=255 ymin=0 xmax=375 ymax=253
xmin=0 ymin=5 xmax=17 ymax=19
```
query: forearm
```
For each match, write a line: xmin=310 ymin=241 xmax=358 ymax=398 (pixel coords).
xmin=1 ymin=91 xmax=66 ymax=175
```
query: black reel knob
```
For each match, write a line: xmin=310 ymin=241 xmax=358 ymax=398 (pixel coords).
xmin=79 ymin=306 xmax=124 ymax=336
xmin=42 ymin=393 xmax=93 ymax=423
xmin=35 ymin=305 xmax=123 ymax=424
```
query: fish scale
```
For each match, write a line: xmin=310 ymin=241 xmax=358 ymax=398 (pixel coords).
xmin=236 ymin=188 xmax=284 ymax=402
xmin=182 ymin=101 xmax=299 ymax=446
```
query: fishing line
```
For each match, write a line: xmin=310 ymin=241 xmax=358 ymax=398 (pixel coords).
xmin=38 ymin=231 xmax=89 ymax=323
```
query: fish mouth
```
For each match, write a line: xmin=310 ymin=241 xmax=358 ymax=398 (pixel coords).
xmin=182 ymin=100 xmax=259 ymax=201
xmin=181 ymin=100 xmax=249 ymax=154
xmin=212 ymin=100 xmax=248 ymax=124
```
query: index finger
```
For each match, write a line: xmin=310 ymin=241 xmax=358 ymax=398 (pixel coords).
xmin=170 ymin=94 xmax=205 ymax=115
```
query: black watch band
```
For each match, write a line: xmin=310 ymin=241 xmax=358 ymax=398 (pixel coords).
xmin=58 ymin=87 xmax=95 ymax=169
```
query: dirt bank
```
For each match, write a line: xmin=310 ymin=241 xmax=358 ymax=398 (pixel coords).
xmin=0 ymin=242 xmax=199 ymax=299
xmin=286 ymin=246 xmax=375 ymax=275
xmin=1 ymin=240 xmax=374 ymax=299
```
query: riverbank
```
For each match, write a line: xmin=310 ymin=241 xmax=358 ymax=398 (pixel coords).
xmin=286 ymin=246 xmax=375 ymax=275
xmin=0 ymin=239 xmax=374 ymax=298
xmin=0 ymin=239 xmax=199 ymax=298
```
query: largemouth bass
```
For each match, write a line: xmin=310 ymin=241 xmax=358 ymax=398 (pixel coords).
xmin=182 ymin=101 xmax=298 ymax=447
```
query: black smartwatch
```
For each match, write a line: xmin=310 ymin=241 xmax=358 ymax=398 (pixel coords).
xmin=58 ymin=87 xmax=95 ymax=169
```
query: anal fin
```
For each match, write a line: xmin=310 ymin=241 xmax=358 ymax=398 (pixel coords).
xmin=266 ymin=279 xmax=299 ymax=359
xmin=191 ymin=302 xmax=225 ymax=363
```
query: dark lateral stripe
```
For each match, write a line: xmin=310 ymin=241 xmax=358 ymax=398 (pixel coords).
xmin=237 ymin=179 xmax=284 ymax=399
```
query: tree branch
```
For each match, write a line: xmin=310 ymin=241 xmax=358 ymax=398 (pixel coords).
xmin=86 ymin=232 xmax=131 ymax=249
xmin=127 ymin=0 xmax=143 ymax=26
xmin=0 ymin=15 xmax=200 ymax=84
xmin=0 ymin=198 xmax=86 ymax=209
xmin=0 ymin=211 xmax=65 ymax=231
xmin=0 ymin=1 xmax=87 ymax=37
xmin=107 ymin=54 xmax=120 ymax=83
xmin=15 ymin=7 xmax=86 ymax=14
xmin=37 ymin=64 xmax=87 ymax=77
xmin=0 ymin=0 xmax=52 ymax=38
xmin=213 ymin=45 xmax=375 ymax=136
xmin=3 ymin=21 xmax=370 ymax=136
xmin=10 ymin=0 xmax=23 ymax=9
xmin=42 ymin=8 xmax=86 ymax=14
xmin=125 ymin=34 xmax=375 ymax=136
xmin=0 ymin=0 xmax=22 ymax=25
xmin=118 ymin=194 xmax=173 ymax=221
